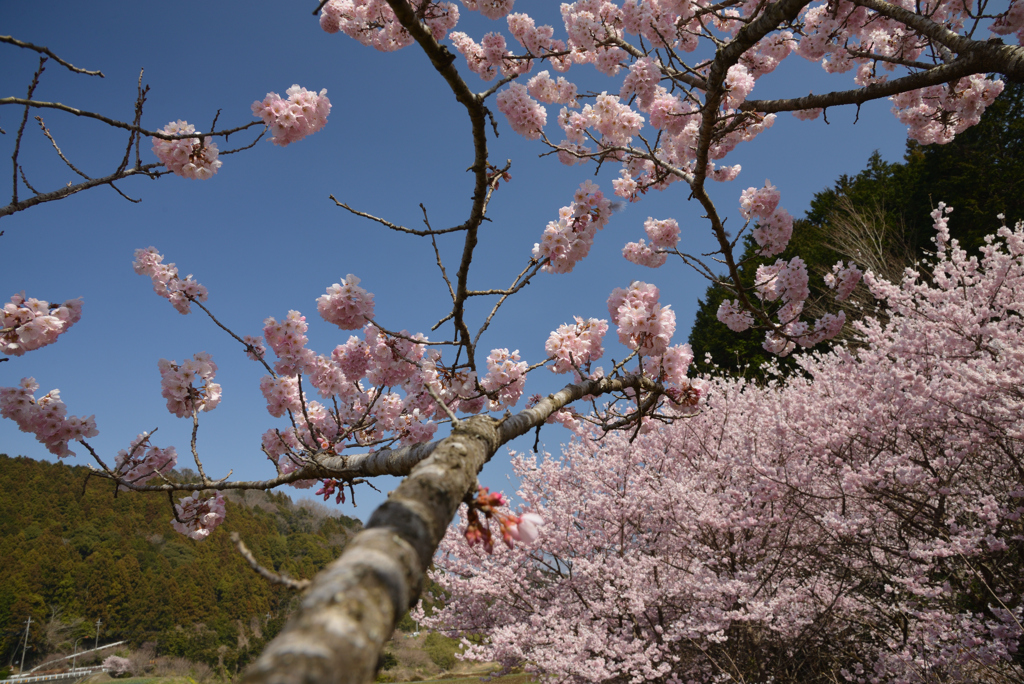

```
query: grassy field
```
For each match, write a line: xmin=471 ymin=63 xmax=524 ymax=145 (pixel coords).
xmin=417 ymin=675 xmax=534 ymax=684
xmin=81 ymin=675 xmax=532 ymax=684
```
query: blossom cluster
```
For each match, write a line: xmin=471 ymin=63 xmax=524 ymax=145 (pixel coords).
xmin=527 ymin=71 xmax=577 ymax=105
xmin=607 ymin=281 xmax=675 ymax=357
xmin=317 ymin=274 xmax=375 ymax=329
xmin=716 ymin=251 xmax=851 ymax=352
xmin=622 ymin=216 xmax=680 ymax=268
xmin=450 ymin=31 xmax=530 ymax=81
xmin=508 ymin=13 xmax=570 ymax=69
xmin=171 ymin=491 xmax=227 ymax=541
xmin=461 ymin=0 xmax=515 ymax=20
xmin=716 ymin=298 xmax=754 ymax=332
xmin=114 ymin=433 xmax=177 ymax=486
xmin=890 ymin=75 xmax=1004 ymax=145
xmin=754 ymin=257 xmax=809 ymax=305
xmin=102 ymin=656 xmax=131 ymax=677
xmin=256 ymin=312 xmax=449 ymax=468
xmin=724 ymin=64 xmax=756 ymax=107
xmin=319 ymin=0 xmax=459 ymax=50
xmin=479 ymin=348 xmax=528 ymax=410
xmin=739 ymin=182 xmax=793 ymax=257
xmin=263 ymin=311 xmax=315 ymax=377
xmin=792 ymin=0 xmax=1007 ymax=142
xmin=496 ymin=82 xmax=547 ymax=139
xmin=555 ymin=92 xmax=645 ymax=148
xmin=158 ymin=352 xmax=222 ymax=418
xmin=0 ymin=377 xmax=97 ymax=458
xmin=133 ymin=247 xmax=208 ymax=315
xmin=990 ymin=0 xmax=1024 ymax=42
xmin=533 ymin=180 xmax=614 ymax=273
xmin=1 ymin=292 xmax=82 ymax=357
xmin=738 ymin=181 xmax=780 ymax=220
xmin=621 ymin=239 xmax=666 ymax=268
xmin=545 ymin=317 xmax=608 ymax=375
xmin=251 ymin=85 xmax=332 ymax=147
xmin=824 ymin=260 xmax=864 ymax=301
xmin=151 ymin=121 xmax=221 ymax=180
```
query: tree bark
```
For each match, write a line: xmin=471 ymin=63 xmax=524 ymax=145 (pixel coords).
xmin=241 ymin=374 xmax=660 ymax=684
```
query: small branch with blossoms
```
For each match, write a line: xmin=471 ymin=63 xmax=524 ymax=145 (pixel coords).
xmin=462 ymin=486 xmax=545 ymax=554
xmin=3 ymin=38 xmax=332 ymax=218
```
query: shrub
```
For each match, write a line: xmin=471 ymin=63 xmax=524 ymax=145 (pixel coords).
xmin=422 ymin=632 xmax=460 ymax=671
xmin=378 ymin=651 xmax=398 ymax=671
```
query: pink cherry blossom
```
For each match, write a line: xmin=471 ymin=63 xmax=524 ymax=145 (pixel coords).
xmin=158 ymin=352 xmax=221 ymax=418
xmin=151 ymin=120 xmax=221 ymax=180
xmin=533 ymin=181 xmax=614 ymax=273
xmin=622 ymin=239 xmax=667 ymax=268
xmin=890 ymin=75 xmax=1003 ymax=145
xmin=1 ymin=292 xmax=82 ymax=357
xmin=497 ymin=82 xmax=547 ymax=139
xmin=825 ymin=261 xmax=863 ymax=301
xmin=724 ymin=63 xmax=755 ymax=107
xmin=251 ymin=85 xmax=331 ymax=147
xmin=507 ymin=512 xmax=544 ymax=544
xmin=319 ymin=0 xmax=459 ymax=49
xmin=527 ymin=71 xmax=578 ymax=105
xmin=0 ymin=377 xmax=97 ymax=458
xmin=133 ymin=247 xmax=208 ymax=315
xmin=545 ymin=317 xmax=609 ymax=374
xmin=170 ymin=491 xmax=226 ymax=541
xmin=751 ymin=206 xmax=794 ymax=256
xmin=114 ymin=433 xmax=177 ymax=486
xmin=480 ymin=348 xmax=528 ymax=410
xmin=263 ymin=310 xmax=315 ymax=376
xmin=643 ymin=217 xmax=680 ymax=249
xmin=428 ymin=219 xmax=1024 ymax=683
xmin=716 ymin=298 xmax=753 ymax=332
xmin=607 ymin=281 xmax=675 ymax=356
xmin=317 ymin=274 xmax=375 ymax=329
xmin=738 ymin=181 xmax=780 ymax=221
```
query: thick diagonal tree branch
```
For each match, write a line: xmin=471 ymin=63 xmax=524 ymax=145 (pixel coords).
xmin=241 ymin=373 xmax=663 ymax=684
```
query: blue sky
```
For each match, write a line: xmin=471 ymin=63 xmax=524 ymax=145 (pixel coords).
xmin=1 ymin=0 xmax=911 ymax=521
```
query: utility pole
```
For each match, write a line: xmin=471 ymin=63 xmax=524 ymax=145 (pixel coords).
xmin=94 ymin=618 xmax=102 ymax=651
xmin=19 ymin=616 xmax=32 ymax=673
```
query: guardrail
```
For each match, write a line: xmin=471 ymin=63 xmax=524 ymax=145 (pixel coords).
xmin=7 ymin=666 xmax=107 ymax=683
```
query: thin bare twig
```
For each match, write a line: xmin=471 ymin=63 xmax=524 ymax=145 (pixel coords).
xmin=232 ymin=532 xmax=312 ymax=590
xmin=1 ymin=36 xmax=104 ymax=76
xmin=329 ymin=196 xmax=467 ymax=236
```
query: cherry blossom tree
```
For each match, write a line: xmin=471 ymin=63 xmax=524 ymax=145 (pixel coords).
xmin=2 ymin=0 xmax=1024 ymax=682
xmin=427 ymin=208 xmax=1024 ymax=684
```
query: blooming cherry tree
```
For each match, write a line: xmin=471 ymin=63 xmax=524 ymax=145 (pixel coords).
xmin=2 ymin=1 xmax=1024 ymax=682
xmin=428 ymin=214 xmax=1024 ymax=684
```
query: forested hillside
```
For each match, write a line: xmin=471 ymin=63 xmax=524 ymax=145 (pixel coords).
xmin=0 ymin=454 xmax=360 ymax=674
